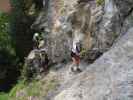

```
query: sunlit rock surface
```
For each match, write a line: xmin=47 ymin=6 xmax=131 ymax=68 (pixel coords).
xmin=23 ymin=0 xmax=133 ymax=99
xmin=54 ymin=28 xmax=133 ymax=100
xmin=95 ymin=0 xmax=133 ymax=51
xmin=28 ymin=0 xmax=133 ymax=68
xmin=31 ymin=0 xmax=102 ymax=63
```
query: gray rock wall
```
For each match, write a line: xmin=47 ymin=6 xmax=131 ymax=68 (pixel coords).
xmin=54 ymin=27 xmax=133 ymax=100
xmin=29 ymin=0 xmax=133 ymax=64
xmin=94 ymin=0 xmax=133 ymax=51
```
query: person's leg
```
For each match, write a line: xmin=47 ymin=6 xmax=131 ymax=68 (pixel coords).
xmin=40 ymin=61 xmax=46 ymax=72
xmin=77 ymin=57 xmax=80 ymax=68
xmin=37 ymin=41 xmax=39 ymax=49
xmin=45 ymin=63 xmax=48 ymax=70
xmin=75 ymin=56 xmax=82 ymax=72
xmin=71 ymin=57 xmax=77 ymax=72
xmin=45 ymin=58 xmax=49 ymax=70
xmin=33 ymin=42 xmax=37 ymax=49
xmin=44 ymin=58 xmax=49 ymax=71
xmin=75 ymin=58 xmax=79 ymax=70
xmin=43 ymin=63 xmax=48 ymax=72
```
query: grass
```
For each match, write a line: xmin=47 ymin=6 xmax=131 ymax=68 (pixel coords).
xmin=9 ymin=80 xmax=26 ymax=97
xmin=0 ymin=72 xmax=59 ymax=100
xmin=0 ymin=93 xmax=9 ymax=100
xmin=0 ymin=80 xmax=26 ymax=100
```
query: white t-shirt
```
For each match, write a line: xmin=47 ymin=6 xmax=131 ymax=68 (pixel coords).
xmin=72 ymin=41 xmax=80 ymax=56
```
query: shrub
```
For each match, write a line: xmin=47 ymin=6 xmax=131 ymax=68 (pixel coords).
xmin=96 ymin=0 xmax=105 ymax=6
xmin=8 ymin=73 xmax=58 ymax=100
xmin=0 ymin=12 xmax=13 ymax=51
xmin=0 ymin=93 xmax=9 ymax=100
xmin=10 ymin=0 xmax=35 ymax=60
xmin=0 ymin=12 xmax=20 ymax=92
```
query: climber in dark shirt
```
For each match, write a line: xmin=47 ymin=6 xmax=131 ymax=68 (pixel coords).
xmin=33 ymin=32 xmax=43 ymax=49
xmin=40 ymin=49 xmax=49 ymax=72
xmin=33 ymin=33 xmax=40 ymax=49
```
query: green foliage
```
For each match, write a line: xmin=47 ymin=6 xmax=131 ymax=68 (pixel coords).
xmin=96 ymin=0 xmax=105 ymax=6
xmin=21 ymin=62 xmax=36 ymax=82
xmin=0 ymin=0 xmax=43 ymax=94
xmin=0 ymin=93 xmax=9 ymax=100
xmin=0 ymin=12 xmax=14 ymax=53
xmin=112 ymin=32 xmax=119 ymax=39
xmin=79 ymin=47 xmax=89 ymax=58
xmin=0 ymin=12 xmax=20 ymax=92
xmin=0 ymin=73 xmax=58 ymax=100
xmin=32 ymin=0 xmax=43 ymax=10
xmin=0 ymin=81 xmax=26 ymax=100
xmin=9 ymin=80 xmax=26 ymax=97
xmin=10 ymin=0 xmax=35 ymax=60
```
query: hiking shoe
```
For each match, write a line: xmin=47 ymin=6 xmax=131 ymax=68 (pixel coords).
xmin=71 ymin=67 xmax=75 ymax=72
xmin=71 ymin=67 xmax=82 ymax=73
xmin=76 ymin=68 xmax=82 ymax=73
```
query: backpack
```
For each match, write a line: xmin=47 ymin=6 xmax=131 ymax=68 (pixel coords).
xmin=76 ymin=43 xmax=81 ymax=53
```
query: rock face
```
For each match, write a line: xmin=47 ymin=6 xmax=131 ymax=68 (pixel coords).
xmin=54 ymin=28 xmax=133 ymax=100
xmin=31 ymin=0 xmax=102 ymax=63
xmin=114 ymin=0 xmax=133 ymax=34
xmin=96 ymin=0 xmax=133 ymax=51
xmin=31 ymin=0 xmax=133 ymax=64
xmin=26 ymin=0 xmax=133 ymax=75
xmin=23 ymin=0 xmax=133 ymax=99
xmin=25 ymin=0 xmax=133 ymax=64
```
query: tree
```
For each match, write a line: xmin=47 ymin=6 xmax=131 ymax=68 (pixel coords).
xmin=0 ymin=12 xmax=19 ymax=92
xmin=10 ymin=0 xmax=35 ymax=61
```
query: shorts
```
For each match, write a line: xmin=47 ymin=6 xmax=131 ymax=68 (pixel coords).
xmin=74 ymin=55 xmax=80 ymax=65
xmin=71 ymin=51 xmax=80 ymax=65
xmin=71 ymin=51 xmax=76 ymax=57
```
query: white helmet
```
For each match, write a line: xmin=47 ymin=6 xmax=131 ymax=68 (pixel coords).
xmin=34 ymin=33 xmax=39 ymax=37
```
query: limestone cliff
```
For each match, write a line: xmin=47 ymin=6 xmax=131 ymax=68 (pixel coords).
xmin=54 ymin=27 xmax=133 ymax=100
xmin=23 ymin=0 xmax=133 ymax=99
xmin=27 ymin=0 xmax=133 ymax=66
xmin=29 ymin=0 xmax=99 ymax=64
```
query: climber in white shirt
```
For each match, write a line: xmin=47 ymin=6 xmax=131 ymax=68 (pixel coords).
xmin=71 ymin=41 xmax=82 ymax=72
